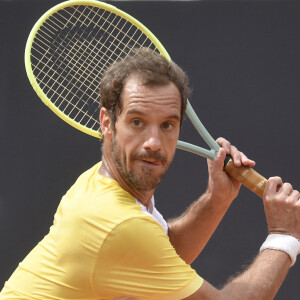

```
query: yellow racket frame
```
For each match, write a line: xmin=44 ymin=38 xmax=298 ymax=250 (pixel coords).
xmin=24 ymin=0 xmax=170 ymax=138
xmin=25 ymin=0 xmax=268 ymax=197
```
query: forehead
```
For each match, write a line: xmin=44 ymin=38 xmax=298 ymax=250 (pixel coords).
xmin=120 ymin=76 xmax=181 ymax=113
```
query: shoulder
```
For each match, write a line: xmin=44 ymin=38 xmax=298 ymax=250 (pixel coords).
xmin=92 ymin=217 xmax=203 ymax=299
xmin=103 ymin=217 xmax=169 ymax=253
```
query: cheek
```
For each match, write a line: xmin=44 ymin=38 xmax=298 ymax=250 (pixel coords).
xmin=114 ymin=135 xmax=135 ymax=163
xmin=166 ymin=132 xmax=180 ymax=150
xmin=115 ymin=122 xmax=135 ymax=145
xmin=168 ymin=146 xmax=177 ymax=161
xmin=117 ymin=131 xmax=142 ymax=155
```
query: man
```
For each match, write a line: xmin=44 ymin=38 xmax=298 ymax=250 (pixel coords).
xmin=1 ymin=48 xmax=300 ymax=299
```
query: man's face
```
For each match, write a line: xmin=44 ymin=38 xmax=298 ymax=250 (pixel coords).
xmin=109 ymin=76 xmax=181 ymax=191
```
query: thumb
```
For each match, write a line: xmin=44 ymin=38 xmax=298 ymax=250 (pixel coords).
xmin=214 ymin=148 xmax=227 ymax=170
xmin=208 ymin=148 xmax=226 ymax=174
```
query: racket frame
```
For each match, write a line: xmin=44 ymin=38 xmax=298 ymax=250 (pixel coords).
xmin=25 ymin=0 xmax=270 ymax=198
xmin=24 ymin=0 xmax=221 ymax=160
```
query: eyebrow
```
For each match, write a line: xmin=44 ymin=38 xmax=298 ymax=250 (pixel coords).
xmin=125 ymin=109 xmax=147 ymax=116
xmin=126 ymin=109 xmax=180 ymax=121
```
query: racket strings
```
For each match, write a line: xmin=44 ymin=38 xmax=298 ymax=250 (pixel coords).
xmin=31 ymin=23 xmax=102 ymax=127
xmin=34 ymin=5 xmax=155 ymax=99
xmin=55 ymin=7 xmax=136 ymax=125
xmin=33 ymin=7 xmax=106 ymax=117
xmin=33 ymin=8 xmax=146 ymax=125
xmin=30 ymin=4 xmax=158 ymax=131
xmin=52 ymin=6 xmax=111 ymax=124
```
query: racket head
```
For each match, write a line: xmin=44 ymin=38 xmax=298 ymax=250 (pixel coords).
xmin=25 ymin=0 xmax=219 ymax=159
xmin=24 ymin=0 xmax=170 ymax=138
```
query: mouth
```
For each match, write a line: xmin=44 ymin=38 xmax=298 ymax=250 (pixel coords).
xmin=141 ymin=158 xmax=161 ymax=166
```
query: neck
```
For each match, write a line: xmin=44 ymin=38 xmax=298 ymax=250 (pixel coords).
xmin=98 ymin=153 xmax=154 ymax=208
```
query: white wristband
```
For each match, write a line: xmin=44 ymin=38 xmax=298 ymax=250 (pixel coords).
xmin=260 ymin=234 xmax=300 ymax=266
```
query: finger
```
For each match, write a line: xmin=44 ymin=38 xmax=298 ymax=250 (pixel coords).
xmin=229 ymin=145 xmax=243 ymax=166
xmin=230 ymin=146 xmax=250 ymax=167
xmin=207 ymin=147 xmax=226 ymax=172
xmin=295 ymin=194 xmax=300 ymax=208
xmin=264 ymin=177 xmax=283 ymax=198
xmin=240 ymin=152 xmax=256 ymax=167
xmin=214 ymin=147 xmax=227 ymax=170
xmin=216 ymin=137 xmax=231 ymax=154
xmin=278 ymin=182 xmax=293 ymax=196
xmin=274 ymin=183 xmax=293 ymax=205
xmin=217 ymin=137 xmax=255 ymax=167
xmin=283 ymin=190 xmax=300 ymax=214
xmin=287 ymin=190 xmax=300 ymax=204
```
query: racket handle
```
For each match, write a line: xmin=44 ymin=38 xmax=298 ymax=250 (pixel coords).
xmin=224 ymin=157 xmax=267 ymax=198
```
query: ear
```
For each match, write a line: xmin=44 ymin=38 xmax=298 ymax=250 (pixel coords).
xmin=100 ymin=107 xmax=112 ymax=138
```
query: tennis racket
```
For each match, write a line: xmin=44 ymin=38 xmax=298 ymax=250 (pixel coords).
xmin=24 ymin=0 xmax=267 ymax=197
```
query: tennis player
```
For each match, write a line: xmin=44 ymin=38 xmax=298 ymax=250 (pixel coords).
xmin=1 ymin=48 xmax=300 ymax=299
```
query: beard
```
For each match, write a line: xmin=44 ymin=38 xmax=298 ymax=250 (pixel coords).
xmin=111 ymin=135 xmax=171 ymax=191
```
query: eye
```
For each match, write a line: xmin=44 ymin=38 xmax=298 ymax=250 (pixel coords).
xmin=162 ymin=122 xmax=173 ymax=130
xmin=132 ymin=119 xmax=142 ymax=127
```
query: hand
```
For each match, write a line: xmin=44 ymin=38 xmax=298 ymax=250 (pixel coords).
xmin=264 ymin=177 xmax=300 ymax=240
xmin=206 ymin=137 xmax=256 ymax=203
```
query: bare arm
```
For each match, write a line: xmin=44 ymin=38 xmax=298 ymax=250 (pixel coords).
xmin=167 ymin=137 xmax=300 ymax=299
xmin=185 ymin=176 xmax=300 ymax=299
xmin=168 ymin=138 xmax=255 ymax=264
xmin=186 ymin=249 xmax=290 ymax=300
xmin=168 ymin=185 xmax=233 ymax=265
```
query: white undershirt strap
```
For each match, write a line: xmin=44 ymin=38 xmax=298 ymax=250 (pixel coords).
xmin=136 ymin=196 xmax=168 ymax=236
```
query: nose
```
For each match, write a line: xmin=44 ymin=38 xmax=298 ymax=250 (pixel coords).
xmin=143 ymin=126 xmax=162 ymax=152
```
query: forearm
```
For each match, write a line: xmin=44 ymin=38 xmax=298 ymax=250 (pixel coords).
xmin=186 ymin=249 xmax=291 ymax=299
xmin=168 ymin=191 xmax=233 ymax=264
xmin=220 ymin=249 xmax=290 ymax=300
xmin=168 ymin=145 xmax=246 ymax=264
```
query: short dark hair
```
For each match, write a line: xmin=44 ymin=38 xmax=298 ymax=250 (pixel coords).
xmin=100 ymin=47 xmax=191 ymax=132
